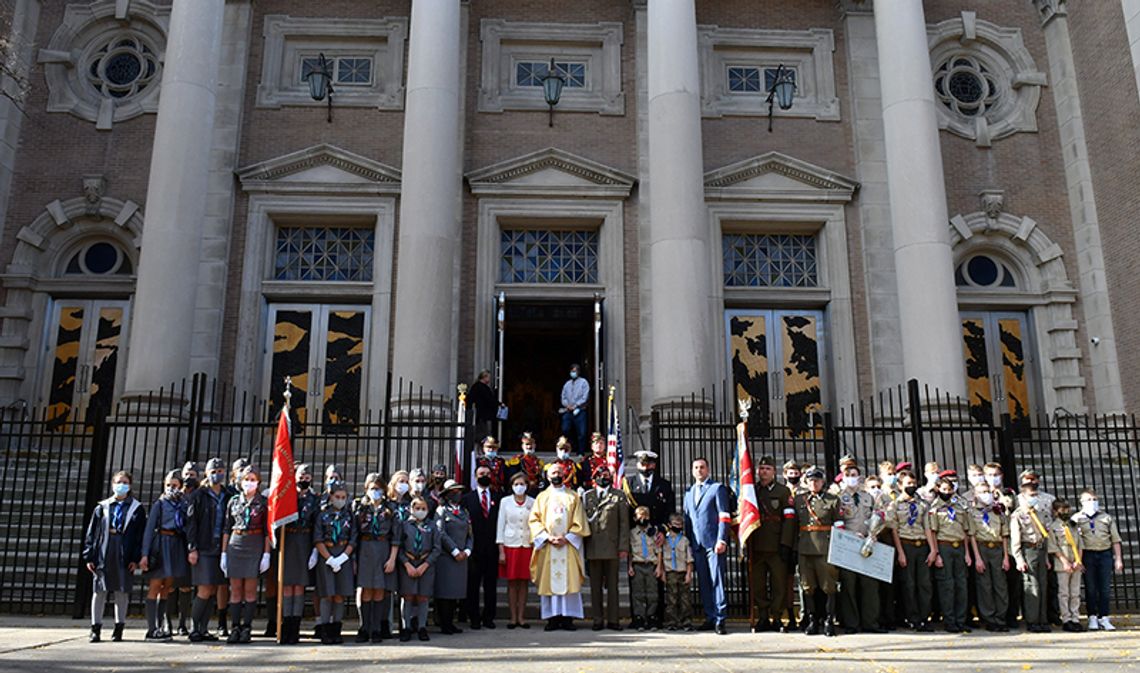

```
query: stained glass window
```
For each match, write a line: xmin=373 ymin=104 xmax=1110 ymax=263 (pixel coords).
xmin=86 ymin=33 xmax=160 ymax=100
xmin=934 ymin=54 xmax=999 ymax=118
xmin=500 ymin=229 xmax=598 ymax=284
xmin=722 ymin=233 xmax=818 ymax=287
xmin=274 ymin=226 xmax=375 ymax=282
xmin=515 ymin=61 xmax=587 ymax=88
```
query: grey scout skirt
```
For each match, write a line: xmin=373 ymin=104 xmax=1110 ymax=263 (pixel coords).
xmin=316 ymin=543 xmax=355 ymax=597
xmin=226 ymin=531 xmax=264 ymax=580
xmin=356 ymin=538 xmax=394 ymax=590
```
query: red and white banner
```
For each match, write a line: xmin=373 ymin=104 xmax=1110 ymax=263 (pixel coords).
xmin=267 ymin=403 xmax=298 ymax=547
xmin=735 ymin=421 xmax=761 ymax=550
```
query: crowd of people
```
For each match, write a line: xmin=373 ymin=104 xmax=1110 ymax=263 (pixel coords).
xmin=81 ymin=432 xmax=1126 ymax=645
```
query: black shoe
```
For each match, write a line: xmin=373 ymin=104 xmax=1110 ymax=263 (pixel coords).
xmin=227 ymin=627 xmax=242 ymax=644
xmin=356 ymin=628 xmax=370 ymax=643
xmin=804 ymin=617 xmax=819 ymax=636
xmin=715 ymin=622 xmax=728 ymax=635
xmin=219 ymin=623 xmax=230 ymax=638
xmin=592 ymin=621 xmax=604 ymax=631
xmin=482 ymin=619 xmax=496 ymax=629
xmin=370 ymin=630 xmax=384 ymax=643
xmin=562 ymin=618 xmax=578 ymax=632
xmin=945 ymin=624 xmax=961 ymax=634
xmin=380 ymin=621 xmax=393 ymax=640
xmin=177 ymin=624 xmax=190 ymax=637
xmin=188 ymin=630 xmax=204 ymax=643
xmin=845 ymin=627 xmax=861 ymax=635
xmin=111 ymin=623 xmax=124 ymax=642
xmin=506 ymin=622 xmax=517 ymax=630
xmin=779 ymin=621 xmax=791 ymax=634
xmin=752 ymin=619 xmax=770 ymax=633
xmin=544 ymin=620 xmax=559 ymax=632
xmin=824 ymin=619 xmax=836 ymax=638
xmin=89 ymin=624 xmax=102 ymax=643
xmin=418 ymin=628 xmax=430 ymax=642
xmin=263 ymin=622 xmax=277 ymax=638
xmin=240 ymin=626 xmax=253 ymax=644
xmin=333 ymin=622 xmax=345 ymax=644
xmin=607 ymin=622 xmax=623 ymax=631
xmin=697 ymin=620 xmax=716 ymax=632
xmin=682 ymin=623 xmax=694 ymax=632
xmin=320 ymin=623 xmax=335 ymax=645
xmin=469 ymin=620 xmax=482 ymax=631
xmin=960 ymin=626 xmax=972 ymax=634
xmin=914 ymin=621 xmax=932 ymax=633
xmin=145 ymin=628 xmax=172 ymax=643
xmin=869 ymin=626 xmax=888 ymax=634
xmin=400 ymin=622 xmax=413 ymax=642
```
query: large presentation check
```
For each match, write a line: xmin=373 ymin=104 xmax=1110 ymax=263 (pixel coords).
xmin=826 ymin=528 xmax=895 ymax=583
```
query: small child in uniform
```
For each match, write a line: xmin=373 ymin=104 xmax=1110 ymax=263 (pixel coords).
xmin=661 ymin=511 xmax=694 ymax=631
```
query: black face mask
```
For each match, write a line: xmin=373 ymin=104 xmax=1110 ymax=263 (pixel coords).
xmin=446 ymin=492 xmax=462 ymax=505
xmin=669 ymin=524 xmax=683 ymax=532
xmin=938 ymin=491 xmax=953 ymax=502
xmin=476 ymin=476 xmax=492 ymax=488
xmin=297 ymin=479 xmax=311 ymax=491
xmin=183 ymin=477 xmax=199 ymax=490
xmin=596 ymin=478 xmax=612 ymax=489
xmin=550 ymin=476 xmax=564 ymax=487
xmin=904 ymin=485 xmax=918 ymax=497
xmin=787 ymin=476 xmax=801 ymax=486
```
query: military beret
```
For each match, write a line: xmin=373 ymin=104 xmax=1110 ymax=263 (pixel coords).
xmin=205 ymin=457 xmax=225 ymax=471
xmin=431 ymin=464 xmax=448 ymax=474
xmin=895 ymin=461 xmax=913 ymax=472
xmin=165 ymin=469 xmax=182 ymax=483
xmin=239 ymin=465 xmax=260 ymax=479
xmin=327 ymin=479 xmax=348 ymax=494
xmin=757 ymin=455 xmax=776 ymax=468
xmin=181 ymin=461 xmax=200 ymax=476
xmin=938 ymin=470 xmax=958 ymax=479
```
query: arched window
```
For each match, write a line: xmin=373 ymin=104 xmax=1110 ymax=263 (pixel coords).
xmin=954 ymin=253 xmax=1016 ymax=289
xmin=63 ymin=240 xmax=134 ymax=277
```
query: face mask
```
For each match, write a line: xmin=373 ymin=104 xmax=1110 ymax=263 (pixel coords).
xmin=867 ymin=487 xmax=882 ymax=500
xmin=396 ymin=482 xmax=410 ymax=496
xmin=550 ymin=476 xmax=564 ymax=487
xmin=412 ymin=481 xmax=426 ymax=494
xmin=476 ymin=476 xmax=492 ymax=488
xmin=326 ymin=478 xmax=337 ymax=489
xmin=843 ymin=476 xmax=860 ymax=489
xmin=596 ymin=477 xmax=612 ymax=489
xmin=904 ymin=485 xmax=918 ymax=497
xmin=165 ymin=487 xmax=180 ymax=499
xmin=209 ymin=473 xmax=225 ymax=485
xmin=883 ymin=475 xmax=898 ymax=487
xmin=112 ymin=482 xmax=130 ymax=497
xmin=987 ymin=475 xmax=1003 ymax=488
xmin=556 ymin=450 xmax=569 ymax=460
xmin=485 ymin=450 xmax=498 ymax=459
xmin=977 ymin=492 xmax=994 ymax=506
xmin=787 ymin=475 xmax=801 ymax=486
xmin=242 ymin=480 xmax=258 ymax=494
xmin=670 ymin=524 xmax=683 ymax=532
xmin=522 ymin=445 xmax=535 ymax=455
xmin=446 ymin=492 xmax=462 ymax=505
xmin=411 ymin=509 xmax=428 ymax=521
xmin=969 ymin=475 xmax=984 ymax=486
xmin=1082 ymin=500 xmax=1099 ymax=516
xmin=1024 ymin=495 xmax=1039 ymax=507
xmin=636 ymin=519 xmax=648 ymax=527
xmin=183 ymin=477 xmax=199 ymax=490
xmin=297 ymin=479 xmax=311 ymax=491
xmin=569 ymin=371 xmax=578 ymax=379
xmin=368 ymin=488 xmax=383 ymax=502
xmin=513 ymin=484 xmax=527 ymax=496
xmin=926 ymin=474 xmax=938 ymax=485
xmin=937 ymin=491 xmax=952 ymax=502
xmin=332 ymin=497 xmax=347 ymax=510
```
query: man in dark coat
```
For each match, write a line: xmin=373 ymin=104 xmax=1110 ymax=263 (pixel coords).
xmin=462 ymin=464 xmax=501 ymax=629
xmin=469 ymin=370 xmax=500 ymax=440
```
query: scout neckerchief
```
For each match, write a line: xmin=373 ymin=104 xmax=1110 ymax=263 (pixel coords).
xmin=169 ymin=497 xmax=185 ymax=530
xmin=240 ymin=496 xmax=253 ymax=529
xmin=413 ymin=520 xmax=425 ymax=552
xmin=331 ymin=511 xmax=345 ymax=545
xmin=667 ymin=532 xmax=681 ymax=568
xmin=111 ymin=500 xmax=126 ymax=531
xmin=1027 ymin=507 xmax=1049 ymax=540
xmin=907 ymin=501 xmax=919 ymax=528
xmin=1062 ymin=523 xmax=1082 ymax=565
xmin=945 ymin=498 xmax=957 ymax=523
xmin=982 ymin=507 xmax=990 ymax=527
xmin=1087 ymin=510 xmax=1098 ymax=533
xmin=640 ymin=529 xmax=649 ymax=559
xmin=370 ymin=502 xmax=384 ymax=537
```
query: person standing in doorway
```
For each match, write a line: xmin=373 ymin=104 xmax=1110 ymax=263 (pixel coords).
xmin=559 ymin=364 xmax=590 ymax=454
xmin=469 ymin=370 xmax=501 ymax=443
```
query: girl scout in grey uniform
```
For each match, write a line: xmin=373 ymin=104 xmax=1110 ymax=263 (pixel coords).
xmin=83 ymin=470 xmax=146 ymax=643
xmin=139 ymin=470 xmax=189 ymax=641
xmin=280 ymin=463 xmax=320 ymax=645
xmin=221 ymin=466 xmax=271 ymax=644
xmin=354 ymin=473 xmax=399 ymax=643
xmin=396 ymin=496 xmax=440 ymax=642
xmin=185 ymin=458 xmax=229 ymax=642
xmin=316 ymin=480 xmax=357 ymax=645
xmin=433 ymin=480 xmax=472 ymax=636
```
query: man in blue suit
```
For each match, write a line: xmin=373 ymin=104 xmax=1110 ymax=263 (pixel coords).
xmin=683 ymin=457 xmax=731 ymax=635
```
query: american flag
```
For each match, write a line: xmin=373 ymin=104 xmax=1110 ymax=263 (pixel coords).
xmin=606 ymin=393 xmax=624 ymax=483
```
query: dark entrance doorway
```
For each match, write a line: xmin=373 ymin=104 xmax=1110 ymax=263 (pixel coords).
xmin=500 ymin=300 xmax=596 ymax=452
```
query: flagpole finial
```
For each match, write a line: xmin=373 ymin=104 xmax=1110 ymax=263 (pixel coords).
xmin=457 ymin=383 xmax=467 ymax=400
xmin=737 ymin=396 xmax=751 ymax=421
xmin=283 ymin=376 xmax=292 ymax=405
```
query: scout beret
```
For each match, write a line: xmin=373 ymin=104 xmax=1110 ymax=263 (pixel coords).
xmin=295 ymin=463 xmax=312 ymax=476
xmin=231 ymin=457 xmax=250 ymax=472
xmin=938 ymin=470 xmax=958 ymax=479
xmin=205 ymin=457 xmax=225 ymax=471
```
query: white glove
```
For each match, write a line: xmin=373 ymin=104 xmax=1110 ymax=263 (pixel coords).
xmin=220 ymin=552 xmax=228 ymax=576
xmin=259 ymin=552 xmax=271 ymax=574
xmin=573 ymin=408 xmax=580 ymax=416
xmin=325 ymin=555 xmax=339 ymax=568
xmin=334 ymin=553 xmax=350 ymax=567
xmin=307 ymin=549 xmax=319 ymax=570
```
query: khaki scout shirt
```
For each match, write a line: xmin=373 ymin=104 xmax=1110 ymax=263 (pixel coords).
xmin=837 ymin=488 xmax=887 ymax=536
xmin=1010 ymin=505 xmax=1050 ymax=566
xmin=887 ymin=496 xmax=929 ymax=541
xmin=1071 ymin=511 xmax=1121 ymax=552
xmin=794 ymin=491 xmax=841 ymax=556
xmin=629 ymin=526 xmax=660 ymax=564
xmin=661 ymin=531 xmax=692 ymax=572
xmin=928 ymin=495 xmax=975 ymax=543
xmin=1047 ymin=520 xmax=1083 ymax=564
xmin=970 ymin=503 xmax=1007 ymax=545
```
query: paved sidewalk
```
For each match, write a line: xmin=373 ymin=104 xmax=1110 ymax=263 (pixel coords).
xmin=0 ymin=617 xmax=1136 ymax=673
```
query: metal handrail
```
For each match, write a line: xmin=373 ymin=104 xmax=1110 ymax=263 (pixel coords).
xmin=1053 ymin=406 xmax=1136 ymax=461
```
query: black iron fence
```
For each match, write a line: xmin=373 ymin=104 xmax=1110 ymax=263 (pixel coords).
xmin=0 ymin=373 xmax=466 ymax=617
xmin=652 ymin=380 xmax=1140 ymax=616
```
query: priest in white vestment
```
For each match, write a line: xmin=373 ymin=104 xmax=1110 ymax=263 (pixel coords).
xmin=529 ymin=460 xmax=591 ymax=631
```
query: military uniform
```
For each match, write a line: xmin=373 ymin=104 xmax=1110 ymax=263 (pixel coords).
xmin=475 ymin=455 xmax=508 ymax=492
xmin=660 ymin=529 xmax=693 ymax=630
xmin=584 ymin=485 xmax=630 ymax=627
xmin=836 ymin=488 xmax=889 ymax=632
xmin=1072 ymin=507 xmax=1120 ymax=623
xmin=622 ymin=470 xmax=675 ymax=525
xmin=887 ymin=494 xmax=932 ymax=629
xmin=579 ymin=453 xmax=609 ymax=490
xmin=747 ymin=480 xmax=795 ymax=628
xmin=1010 ymin=501 xmax=1051 ymax=630
xmin=629 ymin=522 xmax=661 ymax=627
xmin=970 ymin=498 xmax=1010 ymax=630
xmin=793 ymin=489 xmax=841 ymax=635
xmin=505 ymin=452 xmax=545 ymax=496
xmin=1048 ymin=517 xmax=1083 ymax=628
xmin=928 ymin=494 xmax=974 ymax=631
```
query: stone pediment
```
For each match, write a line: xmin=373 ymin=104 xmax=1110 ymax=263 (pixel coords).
xmin=237 ymin=144 xmax=401 ymax=195
xmin=466 ymin=148 xmax=636 ymax=198
xmin=704 ymin=152 xmax=858 ymax=202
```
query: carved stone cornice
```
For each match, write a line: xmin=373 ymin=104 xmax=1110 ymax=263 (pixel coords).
xmin=1031 ymin=0 xmax=1067 ymax=27
xmin=836 ymin=0 xmax=872 ymax=17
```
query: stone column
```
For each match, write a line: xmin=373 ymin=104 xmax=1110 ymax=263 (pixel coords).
xmin=390 ymin=0 xmax=463 ymax=401
xmin=645 ymin=0 xmax=715 ymax=406
xmin=122 ymin=0 xmax=225 ymax=397
xmin=1037 ymin=1 xmax=1125 ymax=413
xmin=873 ymin=0 xmax=967 ymax=398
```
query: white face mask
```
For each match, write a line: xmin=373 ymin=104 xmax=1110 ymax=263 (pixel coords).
xmin=368 ymin=488 xmax=384 ymax=502
xmin=1082 ymin=499 xmax=1099 ymax=516
xmin=968 ymin=475 xmax=984 ymax=486
xmin=412 ymin=481 xmax=426 ymax=494
xmin=977 ymin=492 xmax=994 ymax=506
xmin=512 ymin=484 xmax=527 ymax=496
xmin=926 ymin=473 xmax=938 ymax=485
xmin=522 ymin=445 xmax=535 ymax=455
xmin=112 ymin=482 xmax=131 ymax=498
xmin=867 ymin=487 xmax=882 ymax=500
xmin=242 ymin=480 xmax=258 ymax=494
xmin=411 ymin=509 xmax=428 ymax=521
xmin=987 ymin=475 xmax=1003 ymax=488
xmin=396 ymin=482 xmax=410 ymax=496
xmin=882 ymin=475 xmax=898 ymax=487
xmin=556 ymin=449 xmax=569 ymax=460
xmin=843 ymin=476 xmax=861 ymax=489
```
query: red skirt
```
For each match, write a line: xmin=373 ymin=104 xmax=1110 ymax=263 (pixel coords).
xmin=499 ymin=546 xmax=533 ymax=580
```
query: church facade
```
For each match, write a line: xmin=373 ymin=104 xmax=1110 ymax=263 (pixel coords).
xmin=0 ymin=0 xmax=1137 ymax=441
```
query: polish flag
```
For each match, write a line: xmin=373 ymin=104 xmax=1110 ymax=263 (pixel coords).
xmin=735 ymin=421 xmax=761 ymax=550
xmin=267 ymin=401 xmax=298 ymax=547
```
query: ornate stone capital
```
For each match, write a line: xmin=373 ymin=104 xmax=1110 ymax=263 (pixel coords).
xmin=1031 ymin=0 xmax=1067 ymax=27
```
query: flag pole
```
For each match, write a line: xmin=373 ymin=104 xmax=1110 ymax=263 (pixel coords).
xmin=738 ymin=397 xmax=756 ymax=632
xmin=275 ymin=377 xmax=291 ymax=645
